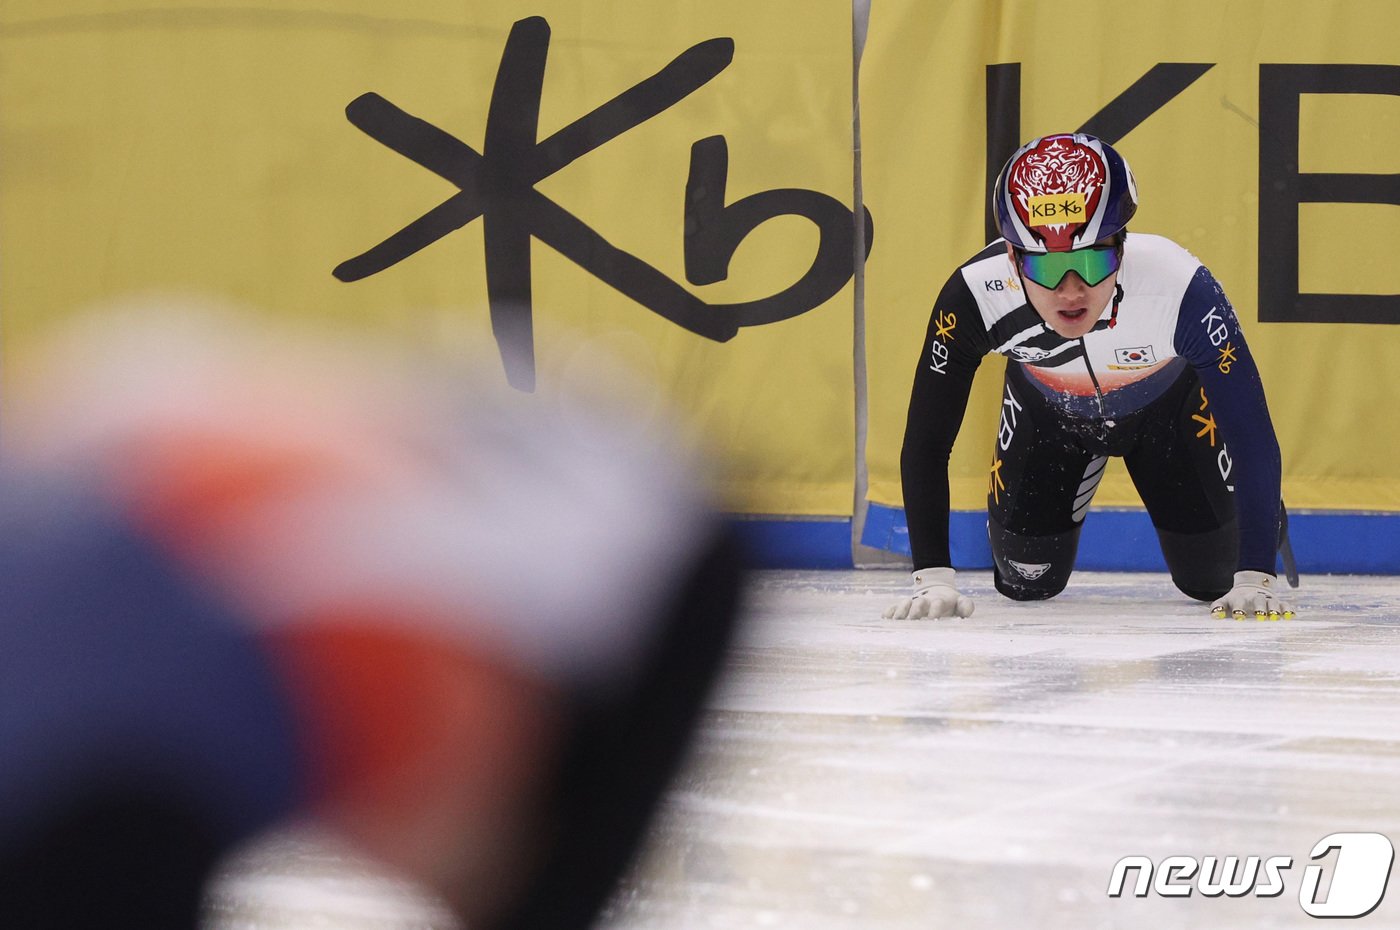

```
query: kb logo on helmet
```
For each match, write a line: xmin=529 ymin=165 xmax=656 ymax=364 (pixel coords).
xmin=1027 ymin=192 xmax=1086 ymax=223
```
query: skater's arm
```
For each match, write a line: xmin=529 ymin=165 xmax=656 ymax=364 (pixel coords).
xmin=1173 ymin=266 xmax=1283 ymax=575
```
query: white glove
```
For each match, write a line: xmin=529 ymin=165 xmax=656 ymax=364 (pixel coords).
xmin=1211 ymin=570 xmax=1295 ymax=620
xmin=883 ymin=567 xmax=975 ymax=619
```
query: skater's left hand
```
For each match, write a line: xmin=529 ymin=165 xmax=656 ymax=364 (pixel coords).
xmin=1211 ymin=570 xmax=1294 ymax=619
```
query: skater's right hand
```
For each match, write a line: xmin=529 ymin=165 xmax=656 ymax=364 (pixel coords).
xmin=883 ymin=567 xmax=975 ymax=619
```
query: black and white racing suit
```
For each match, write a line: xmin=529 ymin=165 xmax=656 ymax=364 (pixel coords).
xmin=900 ymin=233 xmax=1283 ymax=600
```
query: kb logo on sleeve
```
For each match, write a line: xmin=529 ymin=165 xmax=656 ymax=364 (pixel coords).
xmin=927 ymin=309 xmax=957 ymax=375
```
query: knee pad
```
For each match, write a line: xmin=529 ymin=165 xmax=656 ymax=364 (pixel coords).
xmin=1174 ymin=583 xmax=1228 ymax=603
xmin=1157 ymin=523 xmax=1237 ymax=602
xmin=988 ymin=516 xmax=1080 ymax=601
xmin=994 ymin=567 xmax=1064 ymax=601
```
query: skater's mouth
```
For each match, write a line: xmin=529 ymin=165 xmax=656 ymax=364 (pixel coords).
xmin=1057 ymin=307 xmax=1089 ymax=321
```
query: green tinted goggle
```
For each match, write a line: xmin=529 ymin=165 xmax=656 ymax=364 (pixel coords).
xmin=1017 ymin=245 xmax=1121 ymax=289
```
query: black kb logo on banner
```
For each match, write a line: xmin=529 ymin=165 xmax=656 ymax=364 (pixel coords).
xmin=334 ymin=15 xmax=873 ymax=391
xmin=983 ymin=62 xmax=1400 ymax=326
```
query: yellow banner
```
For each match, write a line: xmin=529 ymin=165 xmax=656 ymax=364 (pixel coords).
xmin=862 ymin=0 xmax=1400 ymax=514
xmin=0 ymin=1 xmax=859 ymax=515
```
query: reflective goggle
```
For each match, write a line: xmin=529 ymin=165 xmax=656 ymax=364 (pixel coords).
xmin=1016 ymin=245 xmax=1121 ymax=289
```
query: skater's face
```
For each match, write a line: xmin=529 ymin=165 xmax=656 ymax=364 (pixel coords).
xmin=1008 ymin=242 xmax=1121 ymax=340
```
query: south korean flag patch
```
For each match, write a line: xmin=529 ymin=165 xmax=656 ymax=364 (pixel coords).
xmin=1114 ymin=346 xmax=1156 ymax=366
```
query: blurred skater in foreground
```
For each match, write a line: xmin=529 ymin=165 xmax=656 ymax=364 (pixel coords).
xmin=0 ymin=306 xmax=746 ymax=930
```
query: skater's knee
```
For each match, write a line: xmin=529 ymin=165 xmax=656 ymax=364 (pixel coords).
xmin=1157 ymin=523 xmax=1236 ymax=602
xmin=988 ymin=516 xmax=1080 ymax=602
xmin=1171 ymin=576 xmax=1229 ymax=603
xmin=995 ymin=569 xmax=1067 ymax=601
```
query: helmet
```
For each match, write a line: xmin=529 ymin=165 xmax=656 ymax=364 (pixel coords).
xmin=993 ymin=133 xmax=1138 ymax=253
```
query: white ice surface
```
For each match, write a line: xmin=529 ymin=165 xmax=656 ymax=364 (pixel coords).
xmin=208 ymin=570 xmax=1400 ymax=930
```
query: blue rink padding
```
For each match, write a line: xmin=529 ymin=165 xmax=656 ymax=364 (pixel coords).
xmin=859 ymin=503 xmax=1400 ymax=575
xmin=728 ymin=516 xmax=854 ymax=569
xmin=729 ymin=507 xmax=1400 ymax=573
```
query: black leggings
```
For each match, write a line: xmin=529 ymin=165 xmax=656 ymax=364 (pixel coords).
xmin=987 ymin=363 xmax=1237 ymax=602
